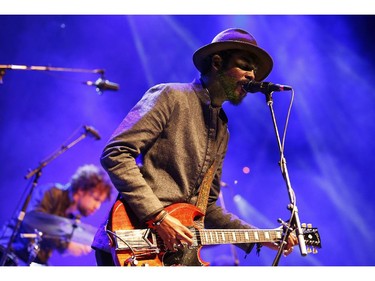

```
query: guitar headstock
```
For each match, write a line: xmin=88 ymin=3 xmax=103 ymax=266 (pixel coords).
xmin=301 ymin=223 xmax=321 ymax=254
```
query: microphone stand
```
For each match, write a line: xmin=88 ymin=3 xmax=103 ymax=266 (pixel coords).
xmin=0 ymin=64 xmax=104 ymax=76
xmin=0 ymin=128 xmax=93 ymax=266
xmin=262 ymin=91 xmax=307 ymax=266
xmin=0 ymin=64 xmax=106 ymax=92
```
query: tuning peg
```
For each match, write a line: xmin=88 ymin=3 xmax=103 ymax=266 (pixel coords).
xmin=301 ymin=223 xmax=306 ymax=228
xmin=307 ymin=223 xmax=312 ymax=228
xmin=307 ymin=246 xmax=319 ymax=254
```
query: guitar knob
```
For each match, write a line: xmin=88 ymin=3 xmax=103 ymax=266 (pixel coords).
xmin=313 ymin=247 xmax=318 ymax=254
xmin=125 ymin=256 xmax=139 ymax=266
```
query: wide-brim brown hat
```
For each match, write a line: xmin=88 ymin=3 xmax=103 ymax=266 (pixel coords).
xmin=193 ymin=28 xmax=273 ymax=81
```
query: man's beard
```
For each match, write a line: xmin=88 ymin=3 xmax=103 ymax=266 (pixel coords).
xmin=218 ymin=72 xmax=244 ymax=106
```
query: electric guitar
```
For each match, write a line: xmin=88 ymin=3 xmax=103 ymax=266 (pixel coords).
xmin=107 ymin=199 xmax=321 ymax=266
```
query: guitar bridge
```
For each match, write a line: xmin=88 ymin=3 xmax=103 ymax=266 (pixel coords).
xmin=113 ymin=229 xmax=158 ymax=251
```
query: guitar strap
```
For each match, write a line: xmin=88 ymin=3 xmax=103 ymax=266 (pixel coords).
xmin=194 ymin=158 xmax=219 ymax=226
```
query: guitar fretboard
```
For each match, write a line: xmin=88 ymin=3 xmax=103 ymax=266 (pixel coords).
xmin=197 ymin=229 xmax=283 ymax=245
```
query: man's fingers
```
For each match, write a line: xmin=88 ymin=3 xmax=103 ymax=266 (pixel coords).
xmin=283 ymin=247 xmax=293 ymax=256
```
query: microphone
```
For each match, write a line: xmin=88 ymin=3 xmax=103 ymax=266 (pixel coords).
xmin=84 ymin=125 xmax=101 ymax=140
xmin=243 ymin=80 xmax=292 ymax=94
xmin=85 ymin=78 xmax=119 ymax=92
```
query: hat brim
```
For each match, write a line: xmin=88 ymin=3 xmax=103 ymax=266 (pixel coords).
xmin=193 ymin=41 xmax=273 ymax=82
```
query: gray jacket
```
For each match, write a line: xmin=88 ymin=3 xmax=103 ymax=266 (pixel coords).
xmin=92 ymin=79 xmax=256 ymax=253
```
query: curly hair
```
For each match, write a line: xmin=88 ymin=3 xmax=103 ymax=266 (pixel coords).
xmin=70 ymin=164 xmax=112 ymax=201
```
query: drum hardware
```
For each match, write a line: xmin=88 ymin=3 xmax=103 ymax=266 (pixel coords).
xmin=0 ymin=245 xmax=18 ymax=266
xmin=20 ymin=230 xmax=43 ymax=265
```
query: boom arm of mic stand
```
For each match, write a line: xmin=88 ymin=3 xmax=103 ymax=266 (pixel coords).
xmin=263 ymin=92 xmax=307 ymax=266
xmin=0 ymin=64 xmax=104 ymax=74
xmin=0 ymin=64 xmax=104 ymax=85
xmin=25 ymin=133 xmax=88 ymax=179
xmin=0 ymin=131 xmax=90 ymax=266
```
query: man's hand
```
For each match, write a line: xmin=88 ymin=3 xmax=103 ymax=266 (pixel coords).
xmin=263 ymin=232 xmax=299 ymax=256
xmin=153 ymin=212 xmax=194 ymax=251
xmin=63 ymin=241 xmax=92 ymax=257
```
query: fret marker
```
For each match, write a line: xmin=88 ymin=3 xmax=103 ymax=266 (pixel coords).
xmin=232 ymin=232 xmax=236 ymax=241
xmin=254 ymin=231 xmax=259 ymax=241
xmin=265 ymin=231 xmax=270 ymax=239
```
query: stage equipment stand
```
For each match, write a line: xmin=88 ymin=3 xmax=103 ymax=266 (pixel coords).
xmin=261 ymin=90 xmax=308 ymax=266
xmin=0 ymin=64 xmax=118 ymax=95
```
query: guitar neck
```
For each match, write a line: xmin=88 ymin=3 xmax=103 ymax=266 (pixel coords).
xmin=198 ymin=228 xmax=283 ymax=245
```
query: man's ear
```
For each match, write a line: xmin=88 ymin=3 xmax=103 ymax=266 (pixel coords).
xmin=211 ymin=54 xmax=222 ymax=70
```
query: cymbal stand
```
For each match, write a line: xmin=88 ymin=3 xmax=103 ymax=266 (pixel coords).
xmin=20 ymin=230 xmax=43 ymax=265
xmin=66 ymin=216 xmax=81 ymax=245
xmin=261 ymin=90 xmax=307 ymax=266
xmin=0 ymin=128 xmax=94 ymax=266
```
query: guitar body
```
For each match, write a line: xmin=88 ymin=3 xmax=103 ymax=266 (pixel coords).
xmin=108 ymin=200 xmax=322 ymax=266
xmin=109 ymin=199 xmax=208 ymax=266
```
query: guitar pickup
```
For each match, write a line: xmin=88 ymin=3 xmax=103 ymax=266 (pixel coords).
xmin=114 ymin=229 xmax=158 ymax=251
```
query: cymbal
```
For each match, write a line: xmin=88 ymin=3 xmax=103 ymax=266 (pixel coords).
xmin=22 ymin=211 xmax=97 ymax=245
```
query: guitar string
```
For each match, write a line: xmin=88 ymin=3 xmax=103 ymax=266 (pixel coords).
xmin=152 ymin=228 xmax=283 ymax=245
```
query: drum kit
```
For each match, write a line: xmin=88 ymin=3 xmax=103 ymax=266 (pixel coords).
xmin=0 ymin=64 xmax=115 ymax=267
xmin=0 ymin=211 xmax=97 ymax=266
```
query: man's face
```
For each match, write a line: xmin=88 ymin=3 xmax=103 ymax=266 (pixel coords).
xmin=76 ymin=188 xmax=107 ymax=217
xmin=218 ymin=51 xmax=257 ymax=105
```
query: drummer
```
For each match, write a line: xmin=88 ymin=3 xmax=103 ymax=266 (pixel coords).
xmin=0 ymin=164 xmax=113 ymax=266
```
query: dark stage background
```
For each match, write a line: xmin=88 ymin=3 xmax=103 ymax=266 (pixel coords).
xmin=0 ymin=15 xmax=374 ymax=266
